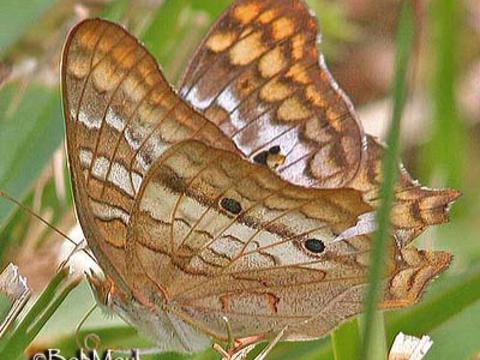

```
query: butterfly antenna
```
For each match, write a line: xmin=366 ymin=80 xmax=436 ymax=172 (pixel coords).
xmin=75 ymin=303 xmax=100 ymax=351
xmin=0 ymin=190 xmax=96 ymax=264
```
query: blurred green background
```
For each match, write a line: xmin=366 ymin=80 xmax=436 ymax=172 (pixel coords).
xmin=0 ymin=0 xmax=479 ymax=359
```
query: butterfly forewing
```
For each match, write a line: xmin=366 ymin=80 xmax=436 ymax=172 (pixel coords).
xmin=179 ymin=0 xmax=365 ymax=189
xmin=179 ymin=0 xmax=460 ymax=244
xmin=62 ymin=19 xmax=236 ymax=287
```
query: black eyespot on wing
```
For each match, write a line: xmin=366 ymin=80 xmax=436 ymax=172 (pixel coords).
xmin=304 ymin=239 xmax=326 ymax=254
xmin=253 ymin=151 xmax=269 ymax=165
xmin=253 ymin=145 xmax=281 ymax=165
xmin=220 ymin=198 xmax=242 ymax=215
xmin=268 ymin=145 xmax=281 ymax=155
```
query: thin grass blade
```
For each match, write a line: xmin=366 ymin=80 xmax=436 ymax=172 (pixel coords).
xmin=360 ymin=2 xmax=416 ymax=359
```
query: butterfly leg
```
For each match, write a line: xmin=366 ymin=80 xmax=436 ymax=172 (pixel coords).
xmin=213 ymin=335 xmax=266 ymax=360
xmin=212 ymin=316 xmax=235 ymax=359
xmin=252 ymin=326 xmax=287 ymax=360
xmin=212 ymin=343 xmax=231 ymax=359
xmin=214 ymin=343 xmax=257 ymax=360
xmin=214 ymin=326 xmax=288 ymax=360
xmin=75 ymin=302 xmax=98 ymax=349
xmin=212 ymin=316 xmax=266 ymax=360
xmin=221 ymin=316 xmax=235 ymax=350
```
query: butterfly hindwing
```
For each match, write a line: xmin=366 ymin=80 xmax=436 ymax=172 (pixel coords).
xmin=125 ymin=140 xmax=451 ymax=341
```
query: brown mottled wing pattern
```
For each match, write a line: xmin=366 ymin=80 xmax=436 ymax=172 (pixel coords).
xmin=350 ymin=136 xmax=460 ymax=245
xmin=126 ymin=140 xmax=451 ymax=341
xmin=179 ymin=0 xmax=460 ymax=241
xmin=62 ymin=19 xmax=235 ymax=290
xmin=179 ymin=0 xmax=365 ymax=188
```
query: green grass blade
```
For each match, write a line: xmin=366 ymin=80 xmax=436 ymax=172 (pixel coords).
xmin=101 ymin=0 xmax=130 ymax=22
xmin=190 ymin=0 xmax=230 ymax=16
xmin=385 ymin=269 xmax=480 ymax=343
xmin=11 ymin=268 xmax=69 ymax=337
xmin=426 ymin=300 xmax=480 ymax=359
xmin=422 ymin=0 xmax=465 ymax=190
xmin=0 ymin=0 xmax=56 ymax=57
xmin=142 ymin=0 xmax=194 ymax=75
xmin=0 ymin=268 xmax=80 ymax=359
xmin=0 ymin=264 xmax=31 ymax=338
xmin=359 ymin=2 xmax=415 ymax=359
xmin=142 ymin=1 xmax=231 ymax=83
xmin=0 ymin=84 xmax=63 ymax=228
xmin=331 ymin=319 xmax=360 ymax=360
xmin=26 ymin=278 xmax=80 ymax=342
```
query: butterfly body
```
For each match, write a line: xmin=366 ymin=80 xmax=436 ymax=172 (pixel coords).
xmin=61 ymin=0 xmax=458 ymax=356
